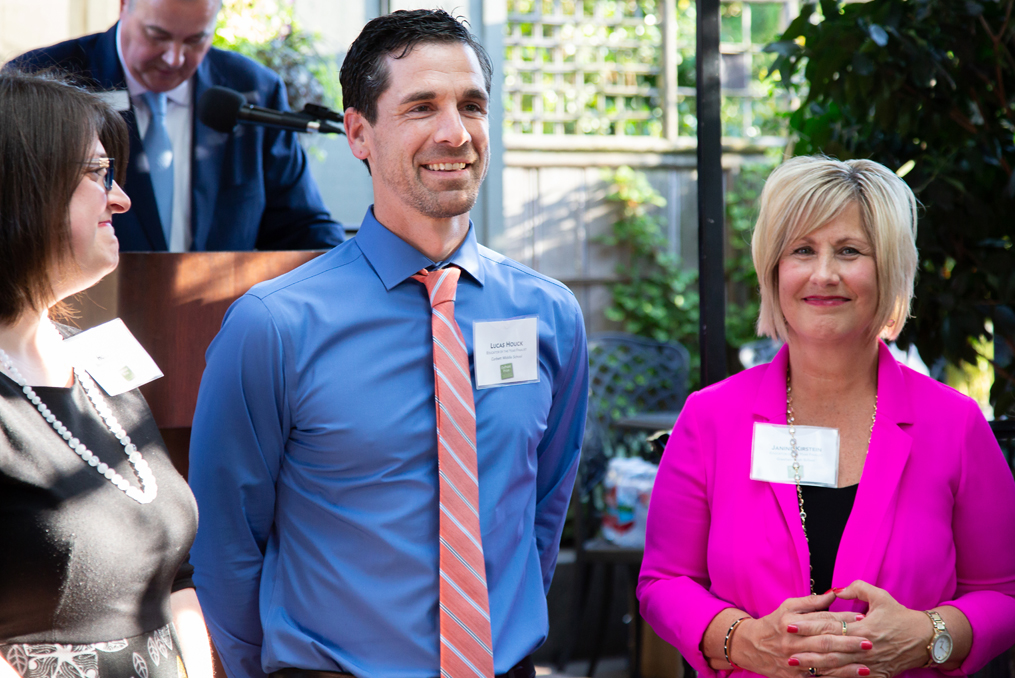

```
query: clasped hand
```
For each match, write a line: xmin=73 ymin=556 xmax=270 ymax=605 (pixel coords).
xmin=732 ymin=582 xmax=928 ymax=678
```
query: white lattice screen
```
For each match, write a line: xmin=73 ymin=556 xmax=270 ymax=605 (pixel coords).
xmin=503 ymin=0 xmax=797 ymax=141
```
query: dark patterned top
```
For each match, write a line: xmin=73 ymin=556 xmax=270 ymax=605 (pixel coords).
xmin=0 ymin=363 xmax=198 ymax=644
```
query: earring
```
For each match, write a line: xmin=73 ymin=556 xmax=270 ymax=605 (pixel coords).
xmin=887 ymin=319 xmax=896 ymax=327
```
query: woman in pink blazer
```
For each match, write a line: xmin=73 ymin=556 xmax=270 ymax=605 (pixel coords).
xmin=638 ymin=156 xmax=1015 ymax=678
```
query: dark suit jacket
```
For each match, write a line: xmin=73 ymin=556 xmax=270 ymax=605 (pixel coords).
xmin=10 ymin=24 xmax=345 ymax=251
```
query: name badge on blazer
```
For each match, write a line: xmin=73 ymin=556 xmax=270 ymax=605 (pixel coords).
xmin=473 ymin=316 xmax=539 ymax=389
xmin=750 ymin=422 xmax=839 ymax=487
xmin=63 ymin=319 xmax=164 ymax=396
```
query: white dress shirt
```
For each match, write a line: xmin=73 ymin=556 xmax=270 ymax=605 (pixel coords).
xmin=116 ymin=24 xmax=193 ymax=252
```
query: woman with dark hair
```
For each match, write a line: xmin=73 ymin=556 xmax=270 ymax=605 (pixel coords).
xmin=0 ymin=71 xmax=212 ymax=678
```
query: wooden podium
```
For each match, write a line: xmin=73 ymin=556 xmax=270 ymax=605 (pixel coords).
xmin=67 ymin=251 xmax=325 ymax=473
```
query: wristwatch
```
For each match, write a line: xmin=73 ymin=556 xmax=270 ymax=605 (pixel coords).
xmin=924 ymin=611 xmax=953 ymax=666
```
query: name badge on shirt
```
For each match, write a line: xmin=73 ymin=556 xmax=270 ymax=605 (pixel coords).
xmin=472 ymin=316 xmax=539 ymax=389
xmin=750 ymin=422 xmax=839 ymax=487
xmin=62 ymin=319 xmax=164 ymax=396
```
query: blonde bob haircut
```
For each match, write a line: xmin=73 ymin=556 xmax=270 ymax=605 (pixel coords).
xmin=752 ymin=155 xmax=918 ymax=343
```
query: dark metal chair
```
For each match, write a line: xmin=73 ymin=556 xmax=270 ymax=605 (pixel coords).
xmin=557 ymin=333 xmax=690 ymax=677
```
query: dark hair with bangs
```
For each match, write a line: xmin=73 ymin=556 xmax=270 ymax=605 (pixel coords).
xmin=339 ymin=8 xmax=493 ymax=125
xmin=0 ymin=70 xmax=128 ymax=324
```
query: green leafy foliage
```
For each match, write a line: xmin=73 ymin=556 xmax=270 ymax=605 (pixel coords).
xmin=768 ymin=0 xmax=1015 ymax=417
xmin=213 ymin=0 xmax=341 ymax=113
xmin=599 ymin=165 xmax=769 ymax=387
xmin=725 ymin=162 xmax=770 ymax=358
xmin=599 ymin=167 xmax=702 ymax=381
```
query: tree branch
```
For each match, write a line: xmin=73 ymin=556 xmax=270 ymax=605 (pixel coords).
xmin=894 ymin=79 xmax=979 ymax=134
xmin=979 ymin=14 xmax=1011 ymax=108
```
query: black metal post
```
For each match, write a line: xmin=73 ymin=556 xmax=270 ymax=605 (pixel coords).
xmin=696 ymin=0 xmax=726 ymax=387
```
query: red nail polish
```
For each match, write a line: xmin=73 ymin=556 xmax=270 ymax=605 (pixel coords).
xmin=861 ymin=641 xmax=873 ymax=650
xmin=859 ymin=669 xmax=870 ymax=676
xmin=833 ymin=587 xmax=845 ymax=594
xmin=787 ymin=624 xmax=799 ymax=634
xmin=855 ymin=614 xmax=865 ymax=621
xmin=823 ymin=588 xmax=834 ymax=594
xmin=788 ymin=659 xmax=800 ymax=667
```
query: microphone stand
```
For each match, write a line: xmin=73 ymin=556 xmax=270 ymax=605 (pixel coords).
xmin=299 ymin=103 xmax=344 ymax=135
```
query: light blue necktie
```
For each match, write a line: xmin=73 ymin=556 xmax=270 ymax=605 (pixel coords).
xmin=141 ymin=91 xmax=173 ymax=245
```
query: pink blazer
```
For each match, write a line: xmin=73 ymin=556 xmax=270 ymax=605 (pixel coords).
xmin=638 ymin=342 xmax=1015 ymax=677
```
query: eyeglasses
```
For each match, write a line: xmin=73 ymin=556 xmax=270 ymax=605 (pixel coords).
xmin=81 ymin=157 xmax=116 ymax=193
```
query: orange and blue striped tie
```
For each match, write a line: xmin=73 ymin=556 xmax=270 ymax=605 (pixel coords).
xmin=413 ymin=266 xmax=494 ymax=678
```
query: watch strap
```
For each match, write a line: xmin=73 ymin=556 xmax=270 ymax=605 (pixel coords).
xmin=924 ymin=610 xmax=949 ymax=667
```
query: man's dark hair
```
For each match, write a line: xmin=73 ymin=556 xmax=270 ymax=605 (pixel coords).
xmin=340 ymin=9 xmax=493 ymax=124
xmin=0 ymin=70 xmax=129 ymax=323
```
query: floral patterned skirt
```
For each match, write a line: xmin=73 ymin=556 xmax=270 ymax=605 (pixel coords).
xmin=1 ymin=624 xmax=185 ymax=678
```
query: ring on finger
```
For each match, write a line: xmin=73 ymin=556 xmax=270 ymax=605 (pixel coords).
xmin=808 ymin=669 xmax=817 ymax=676
xmin=841 ymin=620 xmax=848 ymax=636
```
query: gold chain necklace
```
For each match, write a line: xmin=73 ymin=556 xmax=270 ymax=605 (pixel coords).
xmin=786 ymin=372 xmax=876 ymax=593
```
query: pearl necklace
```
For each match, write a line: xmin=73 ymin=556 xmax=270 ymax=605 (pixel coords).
xmin=786 ymin=371 xmax=875 ymax=594
xmin=0 ymin=337 xmax=157 ymax=505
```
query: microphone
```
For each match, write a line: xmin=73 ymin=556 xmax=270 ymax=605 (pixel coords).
xmin=300 ymin=102 xmax=344 ymax=124
xmin=198 ymin=86 xmax=344 ymax=135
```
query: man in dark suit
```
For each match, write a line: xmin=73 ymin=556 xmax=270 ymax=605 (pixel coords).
xmin=9 ymin=0 xmax=345 ymax=252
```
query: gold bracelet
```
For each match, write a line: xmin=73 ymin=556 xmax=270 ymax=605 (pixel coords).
xmin=724 ymin=616 xmax=749 ymax=669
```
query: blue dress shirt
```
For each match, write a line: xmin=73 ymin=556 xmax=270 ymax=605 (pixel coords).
xmin=189 ymin=208 xmax=589 ymax=678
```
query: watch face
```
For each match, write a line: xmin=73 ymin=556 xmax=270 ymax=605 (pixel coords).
xmin=932 ymin=635 xmax=953 ymax=663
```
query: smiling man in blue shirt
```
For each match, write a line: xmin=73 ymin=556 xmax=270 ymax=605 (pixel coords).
xmin=188 ymin=10 xmax=588 ymax=678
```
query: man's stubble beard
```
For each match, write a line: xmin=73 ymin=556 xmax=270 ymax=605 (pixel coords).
xmin=408 ymin=181 xmax=481 ymax=219
xmin=400 ymin=148 xmax=489 ymax=220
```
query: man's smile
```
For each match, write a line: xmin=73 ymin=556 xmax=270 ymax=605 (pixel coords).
xmin=422 ymin=162 xmax=468 ymax=171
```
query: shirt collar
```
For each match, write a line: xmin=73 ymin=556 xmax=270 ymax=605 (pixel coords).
xmin=115 ymin=22 xmax=190 ymax=107
xmin=355 ymin=207 xmax=485 ymax=291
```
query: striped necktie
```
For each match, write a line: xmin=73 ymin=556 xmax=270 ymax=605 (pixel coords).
xmin=412 ymin=266 xmax=494 ymax=678
xmin=141 ymin=91 xmax=173 ymax=245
